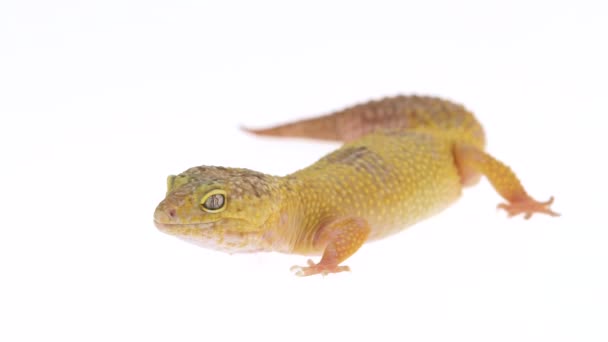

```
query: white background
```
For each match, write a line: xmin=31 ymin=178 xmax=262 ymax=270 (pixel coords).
xmin=1 ymin=1 xmax=607 ymax=341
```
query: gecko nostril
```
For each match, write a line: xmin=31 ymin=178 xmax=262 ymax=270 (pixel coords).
xmin=168 ymin=209 xmax=176 ymax=218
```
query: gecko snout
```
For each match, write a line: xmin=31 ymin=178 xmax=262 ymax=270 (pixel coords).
xmin=154 ymin=203 xmax=178 ymax=224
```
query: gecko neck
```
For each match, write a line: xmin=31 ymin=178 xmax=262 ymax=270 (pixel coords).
xmin=257 ymin=175 xmax=322 ymax=255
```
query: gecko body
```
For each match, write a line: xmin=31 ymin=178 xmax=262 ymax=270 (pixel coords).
xmin=154 ymin=95 xmax=558 ymax=276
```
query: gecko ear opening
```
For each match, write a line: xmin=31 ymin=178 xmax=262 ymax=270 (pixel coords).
xmin=166 ymin=175 xmax=177 ymax=193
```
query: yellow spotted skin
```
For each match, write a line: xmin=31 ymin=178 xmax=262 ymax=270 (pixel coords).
xmin=154 ymin=95 xmax=559 ymax=276
xmin=287 ymin=131 xmax=461 ymax=244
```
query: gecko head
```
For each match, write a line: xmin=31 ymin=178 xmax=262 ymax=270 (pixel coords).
xmin=154 ymin=166 xmax=283 ymax=253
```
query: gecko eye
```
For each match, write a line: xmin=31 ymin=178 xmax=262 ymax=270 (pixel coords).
xmin=200 ymin=190 xmax=227 ymax=213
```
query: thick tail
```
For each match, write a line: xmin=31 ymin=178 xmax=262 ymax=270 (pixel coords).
xmin=242 ymin=113 xmax=340 ymax=141
xmin=242 ymin=95 xmax=485 ymax=145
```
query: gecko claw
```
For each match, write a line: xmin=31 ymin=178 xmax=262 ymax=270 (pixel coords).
xmin=497 ymin=196 xmax=560 ymax=219
xmin=290 ymin=259 xmax=351 ymax=277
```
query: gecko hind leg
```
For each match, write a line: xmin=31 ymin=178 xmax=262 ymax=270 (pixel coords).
xmin=454 ymin=144 xmax=560 ymax=219
xmin=290 ymin=217 xmax=370 ymax=277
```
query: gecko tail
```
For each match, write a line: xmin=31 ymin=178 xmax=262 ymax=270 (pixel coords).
xmin=241 ymin=114 xmax=341 ymax=142
xmin=242 ymin=95 xmax=485 ymax=145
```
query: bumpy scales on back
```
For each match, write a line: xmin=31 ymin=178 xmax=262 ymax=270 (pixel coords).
xmin=154 ymin=95 xmax=558 ymax=276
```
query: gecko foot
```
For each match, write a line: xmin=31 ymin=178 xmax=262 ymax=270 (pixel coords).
xmin=289 ymin=259 xmax=351 ymax=277
xmin=497 ymin=196 xmax=560 ymax=219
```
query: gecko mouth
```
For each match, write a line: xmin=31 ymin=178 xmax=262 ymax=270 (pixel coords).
xmin=153 ymin=217 xmax=249 ymax=233
xmin=154 ymin=218 xmax=264 ymax=253
xmin=154 ymin=220 xmax=216 ymax=232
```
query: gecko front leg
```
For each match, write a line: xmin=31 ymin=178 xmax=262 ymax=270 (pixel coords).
xmin=291 ymin=217 xmax=371 ymax=276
